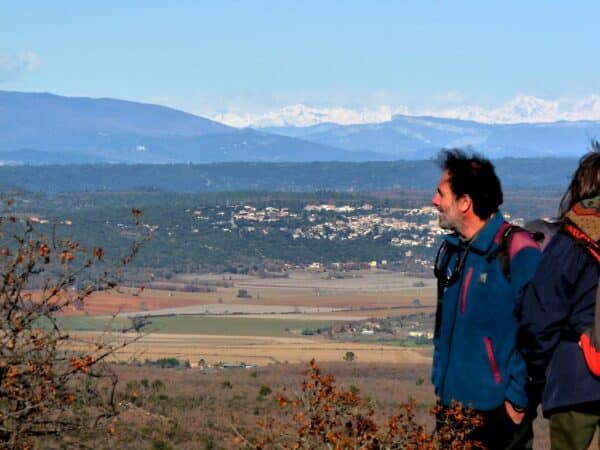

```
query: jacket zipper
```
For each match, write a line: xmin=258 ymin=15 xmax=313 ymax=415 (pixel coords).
xmin=483 ymin=337 xmax=502 ymax=384
xmin=439 ymin=249 xmax=467 ymax=398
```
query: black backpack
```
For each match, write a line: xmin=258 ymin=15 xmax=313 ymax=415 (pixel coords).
xmin=489 ymin=219 xmax=559 ymax=281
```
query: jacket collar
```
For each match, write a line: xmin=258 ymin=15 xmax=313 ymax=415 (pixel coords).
xmin=443 ymin=211 xmax=505 ymax=255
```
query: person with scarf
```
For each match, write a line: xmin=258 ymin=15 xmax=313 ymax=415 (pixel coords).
xmin=518 ymin=143 xmax=600 ymax=449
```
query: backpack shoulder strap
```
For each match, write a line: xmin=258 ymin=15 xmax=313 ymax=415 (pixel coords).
xmin=494 ymin=223 xmax=518 ymax=280
xmin=489 ymin=223 xmax=540 ymax=280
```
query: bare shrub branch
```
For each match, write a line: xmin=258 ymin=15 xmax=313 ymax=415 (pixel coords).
xmin=244 ymin=359 xmax=484 ymax=449
xmin=0 ymin=201 xmax=150 ymax=449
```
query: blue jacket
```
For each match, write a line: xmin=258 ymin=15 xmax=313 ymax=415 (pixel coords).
xmin=518 ymin=231 xmax=600 ymax=415
xmin=432 ymin=212 xmax=541 ymax=411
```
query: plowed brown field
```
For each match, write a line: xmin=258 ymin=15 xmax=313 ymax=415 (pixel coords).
xmin=58 ymin=290 xmax=213 ymax=316
xmin=55 ymin=272 xmax=436 ymax=337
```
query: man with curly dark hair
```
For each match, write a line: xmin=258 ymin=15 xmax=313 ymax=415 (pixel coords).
xmin=432 ymin=149 xmax=541 ymax=449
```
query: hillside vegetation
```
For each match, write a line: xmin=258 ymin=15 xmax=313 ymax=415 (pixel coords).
xmin=0 ymin=158 xmax=577 ymax=192
xmin=7 ymin=188 xmax=561 ymax=276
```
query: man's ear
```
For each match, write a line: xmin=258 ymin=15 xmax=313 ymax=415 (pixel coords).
xmin=458 ymin=194 xmax=472 ymax=213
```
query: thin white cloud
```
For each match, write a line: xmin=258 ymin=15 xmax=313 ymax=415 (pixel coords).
xmin=212 ymin=94 xmax=600 ymax=128
xmin=0 ymin=51 xmax=41 ymax=83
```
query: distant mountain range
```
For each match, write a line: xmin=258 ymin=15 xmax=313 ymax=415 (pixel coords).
xmin=0 ymin=91 xmax=599 ymax=164
xmin=263 ymin=115 xmax=600 ymax=158
xmin=0 ymin=91 xmax=387 ymax=164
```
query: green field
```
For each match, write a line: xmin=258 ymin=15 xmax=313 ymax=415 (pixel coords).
xmin=58 ymin=315 xmax=340 ymax=337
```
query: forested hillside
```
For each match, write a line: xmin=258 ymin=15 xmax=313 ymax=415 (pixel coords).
xmin=0 ymin=158 xmax=578 ymax=193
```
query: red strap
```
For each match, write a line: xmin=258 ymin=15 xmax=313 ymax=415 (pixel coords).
xmin=563 ymin=223 xmax=600 ymax=265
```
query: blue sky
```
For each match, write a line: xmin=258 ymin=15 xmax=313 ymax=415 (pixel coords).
xmin=2 ymin=2 xmax=600 ymax=125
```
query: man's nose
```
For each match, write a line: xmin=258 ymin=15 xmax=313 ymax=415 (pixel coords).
xmin=432 ymin=193 xmax=440 ymax=207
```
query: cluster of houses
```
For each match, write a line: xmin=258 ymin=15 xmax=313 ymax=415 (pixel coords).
xmin=186 ymin=203 xmax=447 ymax=249
xmin=177 ymin=202 xmax=528 ymax=272
xmin=299 ymin=212 xmax=442 ymax=243
xmin=326 ymin=314 xmax=435 ymax=342
xmin=29 ymin=216 xmax=72 ymax=225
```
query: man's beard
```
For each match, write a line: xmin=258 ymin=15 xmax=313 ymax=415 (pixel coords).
xmin=437 ymin=214 xmax=452 ymax=230
xmin=437 ymin=211 xmax=459 ymax=231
